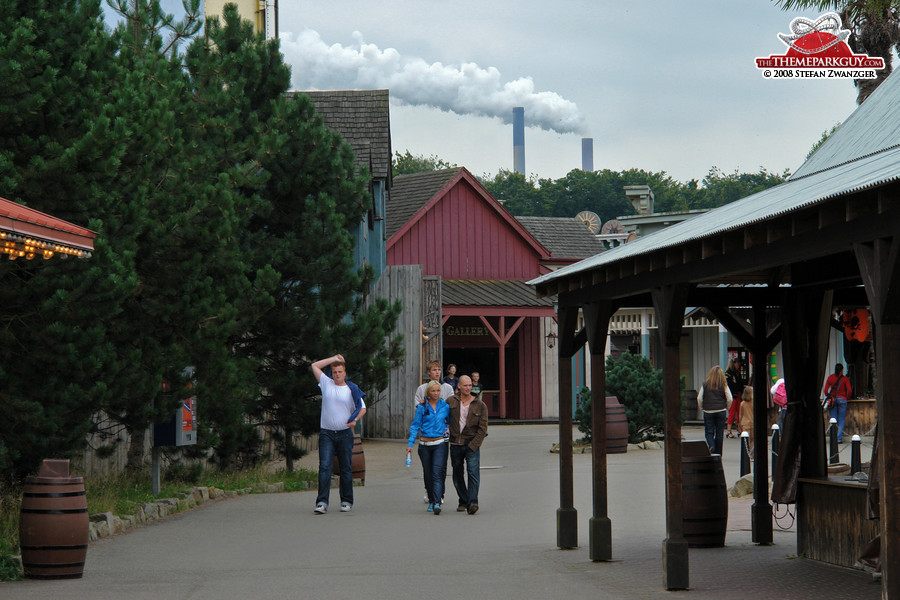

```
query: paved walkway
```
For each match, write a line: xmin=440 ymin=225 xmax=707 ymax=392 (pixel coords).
xmin=2 ymin=425 xmax=882 ymax=599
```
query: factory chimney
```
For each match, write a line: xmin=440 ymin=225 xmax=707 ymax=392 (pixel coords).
xmin=581 ymin=138 xmax=593 ymax=172
xmin=513 ymin=107 xmax=525 ymax=175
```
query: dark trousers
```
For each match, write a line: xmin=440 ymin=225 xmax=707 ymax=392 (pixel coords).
xmin=316 ymin=428 xmax=354 ymax=505
xmin=450 ymin=444 xmax=481 ymax=506
xmin=703 ymin=411 xmax=728 ymax=455
xmin=418 ymin=442 xmax=448 ymax=505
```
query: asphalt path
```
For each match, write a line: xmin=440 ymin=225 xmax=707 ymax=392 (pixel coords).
xmin=1 ymin=425 xmax=881 ymax=599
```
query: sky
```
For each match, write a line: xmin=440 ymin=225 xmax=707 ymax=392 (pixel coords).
xmin=162 ymin=1 xmax=863 ymax=184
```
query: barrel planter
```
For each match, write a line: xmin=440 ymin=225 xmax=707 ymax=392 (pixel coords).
xmin=682 ymin=448 xmax=728 ymax=548
xmin=605 ymin=396 xmax=629 ymax=454
xmin=19 ymin=459 xmax=89 ymax=579
xmin=332 ymin=433 xmax=366 ymax=485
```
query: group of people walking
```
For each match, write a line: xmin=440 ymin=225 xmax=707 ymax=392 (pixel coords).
xmin=310 ymin=355 xmax=487 ymax=516
xmin=697 ymin=357 xmax=853 ymax=457
xmin=409 ymin=360 xmax=488 ymax=515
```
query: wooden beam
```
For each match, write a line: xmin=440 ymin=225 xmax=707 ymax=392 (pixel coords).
xmin=556 ymin=303 xmax=579 ymax=549
xmin=583 ymin=300 xmax=614 ymax=561
xmin=652 ymin=284 xmax=690 ymax=590
xmin=855 ymin=236 xmax=900 ymax=599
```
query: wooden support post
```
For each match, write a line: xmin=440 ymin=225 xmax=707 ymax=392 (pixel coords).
xmin=556 ymin=304 xmax=578 ymax=549
xmin=750 ymin=304 xmax=774 ymax=545
xmin=652 ymin=285 xmax=689 ymax=590
xmin=585 ymin=301 xmax=613 ymax=561
xmin=855 ymin=237 xmax=900 ymax=599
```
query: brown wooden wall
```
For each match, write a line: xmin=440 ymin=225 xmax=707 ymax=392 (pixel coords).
xmin=797 ymin=478 xmax=878 ymax=568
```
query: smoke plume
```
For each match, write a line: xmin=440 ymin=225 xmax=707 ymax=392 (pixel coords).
xmin=280 ymin=29 xmax=586 ymax=135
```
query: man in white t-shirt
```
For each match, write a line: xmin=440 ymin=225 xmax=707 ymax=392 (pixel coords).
xmin=311 ymin=354 xmax=366 ymax=514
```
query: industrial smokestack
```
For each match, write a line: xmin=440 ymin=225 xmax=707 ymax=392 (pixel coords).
xmin=581 ymin=138 xmax=593 ymax=172
xmin=513 ymin=107 xmax=525 ymax=175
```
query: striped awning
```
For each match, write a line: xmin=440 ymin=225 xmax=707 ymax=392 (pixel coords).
xmin=0 ymin=197 xmax=96 ymax=260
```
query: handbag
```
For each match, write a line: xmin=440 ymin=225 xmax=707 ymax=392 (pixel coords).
xmin=824 ymin=375 xmax=844 ymax=409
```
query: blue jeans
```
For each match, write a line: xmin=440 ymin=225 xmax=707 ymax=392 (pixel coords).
xmin=703 ymin=411 xmax=728 ymax=455
xmin=317 ymin=428 xmax=354 ymax=506
xmin=829 ymin=397 xmax=848 ymax=443
xmin=450 ymin=444 xmax=480 ymax=506
xmin=418 ymin=442 xmax=448 ymax=505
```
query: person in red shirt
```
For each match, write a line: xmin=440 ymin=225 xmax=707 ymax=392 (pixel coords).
xmin=823 ymin=363 xmax=852 ymax=443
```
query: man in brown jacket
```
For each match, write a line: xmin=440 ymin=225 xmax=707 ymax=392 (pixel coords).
xmin=447 ymin=375 xmax=488 ymax=514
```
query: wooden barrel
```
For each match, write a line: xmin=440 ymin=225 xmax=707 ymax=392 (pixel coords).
xmin=682 ymin=454 xmax=728 ymax=547
xmin=332 ymin=434 xmax=366 ymax=485
xmin=605 ymin=396 xmax=629 ymax=453
xmin=19 ymin=459 xmax=89 ymax=579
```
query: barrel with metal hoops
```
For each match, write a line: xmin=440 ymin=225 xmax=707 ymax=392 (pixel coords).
xmin=18 ymin=459 xmax=89 ymax=579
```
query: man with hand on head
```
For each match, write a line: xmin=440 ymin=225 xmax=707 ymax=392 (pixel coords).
xmin=311 ymin=354 xmax=366 ymax=515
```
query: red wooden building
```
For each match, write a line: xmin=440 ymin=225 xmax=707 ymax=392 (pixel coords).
xmin=386 ymin=167 xmax=604 ymax=419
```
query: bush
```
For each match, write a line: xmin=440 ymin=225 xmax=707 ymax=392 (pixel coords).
xmin=574 ymin=353 xmax=665 ymax=443
xmin=574 ymin=386 xmax=593 ymax=441
xmin=606 ymin=353 xmax=664 ymax=442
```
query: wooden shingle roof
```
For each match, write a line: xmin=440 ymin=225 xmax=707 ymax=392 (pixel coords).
xmin=386 ymin=168 xmax=464 ymax=239
xmin=291 ymin=90 xmax=392 ymax=182
xmin=515 ymin=216 xmax=606 ymax=260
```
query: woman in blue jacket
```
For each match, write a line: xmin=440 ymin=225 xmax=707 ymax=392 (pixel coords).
xmin=407 ymin=381 xmax=450 ymax=514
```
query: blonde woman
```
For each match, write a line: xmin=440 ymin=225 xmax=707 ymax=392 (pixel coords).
xmin=407 ymin=381 xmax=450 ymax=514
xmin=697 ymin=365 xmax=733 ymax=455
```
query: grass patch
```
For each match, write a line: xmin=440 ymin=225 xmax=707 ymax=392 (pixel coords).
xmin=0 ymin=464 xmax=316 ymax=581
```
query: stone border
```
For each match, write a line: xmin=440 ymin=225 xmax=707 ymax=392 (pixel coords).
xmin=549 ymin=440 xmax=664 ymax=454
xmin=88 ymin=482 xmax=301 ymax=541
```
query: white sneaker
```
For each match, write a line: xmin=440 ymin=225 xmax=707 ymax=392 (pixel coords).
xmin=314 ymin=503 xmax=327 ymax=514
xmin=424 ymin=493 xmax=430 ymax=503
xmin=340 ymin=502 xmax=352 ymax=512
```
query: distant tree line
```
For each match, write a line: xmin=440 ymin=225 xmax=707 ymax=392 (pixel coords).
xmin=0 ymin=0 xmax=401 ymax=485
xmin=393 ymin=154 xmax=789 ymax=224
xmin=481 ymin=166 xmax=789 ymax=223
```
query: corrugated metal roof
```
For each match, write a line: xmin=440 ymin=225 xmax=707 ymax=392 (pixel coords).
xmin=794 ymin=62 xmax=900 ymax=179
xmin=443 ymin=280 xmax=553 ymax=307
xmin=529 ymin=67 xmax=900 ymax=289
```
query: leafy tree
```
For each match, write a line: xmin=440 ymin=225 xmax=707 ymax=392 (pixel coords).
xmin=482 ymin=169 xmax=546 ymax=214
xmin=392 ymin=150 xmax=457 ymax=176
xmin=697 ymin=167 xmax=790 ymax=209
xmin=775 ymin=0 xmax=900 ymax=103
xmin=485 ymin=166 xmax=788 ymax=220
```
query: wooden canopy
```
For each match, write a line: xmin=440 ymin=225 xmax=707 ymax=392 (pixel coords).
xmin=530 ymin=67 xmax=900 ymax=596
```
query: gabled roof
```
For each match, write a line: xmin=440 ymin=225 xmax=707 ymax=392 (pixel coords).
xmin=386 ymin=168 xmax=462 ymax=239
xmin=0 ymin=197 xmax=95 ymax=259
xmin=387 ymin=167 xmax=549 ymax=257
xmin=443 ymin=280 xmax=553 ymax=307
xmin=291 ymin=90 xmax=392 ymax=183
xmin=515 ymin=216 xmax=606 ymax=260
xmin=530 ymin=66 xmax=900 ymax=294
